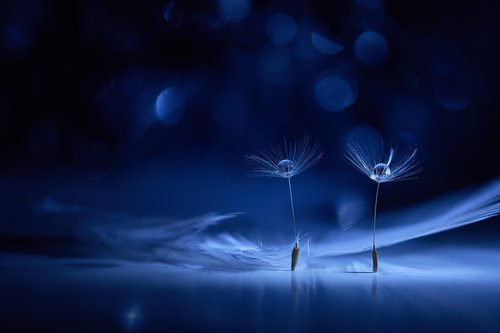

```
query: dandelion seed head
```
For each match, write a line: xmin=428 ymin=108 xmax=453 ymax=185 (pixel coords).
xmin=246 ymin=135 xmax=323 ymax=178
xmin=345 ymin=140 xmax=420 ymax=183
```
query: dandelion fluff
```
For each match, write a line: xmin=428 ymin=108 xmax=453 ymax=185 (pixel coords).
xmin=246 ymin=135 xmax=323 ymax=270
xmin=344 ymin=140 xmax=421 ymax=183
xmin=79 ymin=179 xmax=499 ymax=272
xmin=245 ymin=135 xmax=323 ymax=179
xmin=344 ymin=139 xmax=421 ymax=272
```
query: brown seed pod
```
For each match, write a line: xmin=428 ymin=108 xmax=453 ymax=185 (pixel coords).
xmin=291 ymin=244 xmax=300 ymax=271
xmin=372 ymin=246 xmax=378 ymax=272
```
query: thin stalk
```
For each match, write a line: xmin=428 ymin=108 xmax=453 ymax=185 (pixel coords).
xmin=287 ymin=177 xmax=300 ymax=271
xmin=371 ymin=182 xmax=380 ymax=272
xmin=287 ymin=177 xmax=298 ymax=244
xmin=373 ymin=182 xmax=380 ymax=249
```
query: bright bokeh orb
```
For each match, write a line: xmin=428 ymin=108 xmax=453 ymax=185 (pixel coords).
xmin=314 ymin=74 xmax=357 ymax=112
xmin=155 ymin=87 xmax=185 ymax=125
xmin=311 ymin=32 xmax=343 ymax=55
xmin=266 ymin=13 xmax=297 ymax=44
xmin=217 ymin=0 xmax=251 ymax=23
xmin=354 ymin=31 xmax=388 ymax=66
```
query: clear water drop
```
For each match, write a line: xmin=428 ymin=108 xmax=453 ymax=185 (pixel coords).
xmin=278 ymin=159 xmax=294 ymax=177
xmin=372 ymin=163 xmax=391 ymax=181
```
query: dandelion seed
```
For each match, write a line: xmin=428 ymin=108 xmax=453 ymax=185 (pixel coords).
xmin=344 ymin=139 xmax=421 ymax=272
xmin=291 ymin=243 xmax=299 ymax=271
xmin=246 ymin=135 xmax=323 ymax=271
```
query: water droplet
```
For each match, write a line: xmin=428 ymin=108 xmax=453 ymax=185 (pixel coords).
xmin=278 ymin=159 xmax=294 ymax=177
xmin=372 ymin=163 xmax=391 ymax=181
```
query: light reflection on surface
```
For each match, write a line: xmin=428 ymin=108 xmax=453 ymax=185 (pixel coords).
xmin=2 ymin=244 xmax=500 ymax=332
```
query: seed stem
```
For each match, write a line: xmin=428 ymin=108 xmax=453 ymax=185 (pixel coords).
xmin=373 ymin=182 xmax=380 ymax=249
xmin=287 ymin=177 xmax=298 ymax=243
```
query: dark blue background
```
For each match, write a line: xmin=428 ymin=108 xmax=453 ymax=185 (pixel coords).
xmin=1 ymin=1 xmax=499 ymax=332
xmin=1 ymin=0 xmax=498 ymax=193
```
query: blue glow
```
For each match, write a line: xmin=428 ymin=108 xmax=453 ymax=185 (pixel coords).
xmin=155 ymin=87 xmax=185 ymax=125
xmin=83 ymin=178 xmax=499 ymax=271
xmin=5 ymin=24 xmax=35 ymax=57
xmin=258 ymin=44 xmax=291 ymax=73
xmin=265 ymin=13 xmax=297 ymax=44
xmin=3 ymin=0 xmax=47 ymax=58
xmin=354 ymin=31 xmax=388 ymax=66
xmin=311 ymin=32 xmax=343 ymax=55
xmin=314 ymin=74 xmax=357 ymax=112
xmin=3 ymin=248 xmax=500 ymax=332
xmin=6 ymin=24 xmax=32 ymax=44
xmin=217 ymin=0 xmax=251 ymax=23
xmin=0 ymin=1 xmax=498 ymax=330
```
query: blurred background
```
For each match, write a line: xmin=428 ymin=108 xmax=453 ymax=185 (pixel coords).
xmin=0 ymin=0 xmax=499 ymax=248
xmin=1 ymin=2 xmax=500 ymax=332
